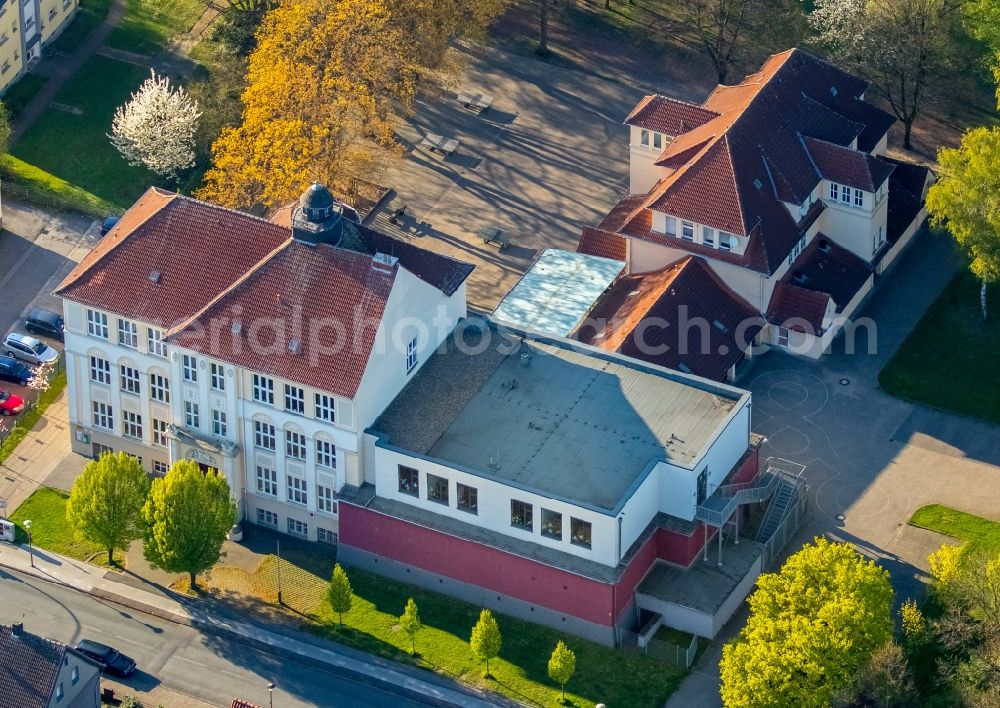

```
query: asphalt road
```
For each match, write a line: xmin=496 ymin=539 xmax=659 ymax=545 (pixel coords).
xmin=0 ymin=567 xmax=428 ymax=707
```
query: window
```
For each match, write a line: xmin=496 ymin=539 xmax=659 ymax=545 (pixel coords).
xmin=398 ymin=465 xmax=419 ymax=496
xmin=256 ymin=465 xmax=277 ymax=496
xmin=254 ymin=420 xmax=275 ymax=450
xmin=315 ymin=393 xmax=336 ymax=422
xmin=653 ymin=132 xmax=663 ymax=149
xmin=284 ymin=384 xmax=304 ymax=414
xmin=681 ymin=221 xmax=695 ymax=241
xmin=92 ymin=442 xmax=113 ymax=459
xmin=149 ymin=373 xmax=169 ymax=402
xmin=427 ymin=474 xmax=449 ymax=505
xmin=182 ymin=355 xmax=198 ymax=382
xmin=511 ymin=500 xmax=533 ymax=531
xmin=210 ymin=362 xmax=225 ymax=391
xmin=287 ymin=518 xmax=308 ymax=538
xmin=118 ymin=319 xmax=138 ymax=348
xmin=317 ymin=484 xmax=337 ymax=514
xmin=89 ymin=356 xmax=111 ymax=384
xmin=285 ymin=430 xmax=306 ymax=460
xmin=719 ymin=232 xmax=734 ymax=252
xmin=786 ymin=235 xmax=806 ymax=267
xmin=152 ymin=418 xmax=168 ymax=447
xmin=87 ymin=310 xmax=108 ymax=338
xmin=316 ymin=439 xmax=336 ymax=468
xmin=257 ymin=508 xmax=278 ymax=528
xmin=840 ymin=185 xmax=851 ymax=204
xmin=640 ymin=129 xmax=649 ymax=146
xmin=318 ymin=528 xmax=338 ymax=545
xmin=541 ymin=508 xmax=563 ymax=540
xmin=702 ymin=226 xmax=715 ymax=248
xmin=665 ymin=216 xmax=677 ymax=236
xmin=406 ymin=336 xmax=418 ymax=373
xmin=829 ymin=182 xmax=839 ymax=201
xmin=287 ymin=475 xmax=308 ymax=505
xmin=873 ymin=225 xmax=885 ymax=254
xmin=55 ymin=683 xmax=63 ymax=701
xmin=777 ymin=326 xmax=790 ymax=347
xmin=122 ymin=411 xmax=142 ymax=440
xmin=147 ymin=328 xmax=167 ymax=357
xmin=153 ymin=460 xmax=169 ymax=476
xmin=854 ymin=188 xmax=864 ymax=208
xmin=212 ymin=408 xmax=227 ymax=437
xmin=71 ymin=667 xmax=79 ymax=685
xmin=457 ymin=483 xmax=478 ymax=514
xmin=252 ymin=374 xmax=274 ymax=404
xmin=571 ymin=517 xmax=592 ymax=549
xmin=184 ymin=401 xmax=200 ymax=429
xmin=120 ymin=365 xmax=140 ymax=394
xmin=92 ymin=401 xmax=113 ymax=430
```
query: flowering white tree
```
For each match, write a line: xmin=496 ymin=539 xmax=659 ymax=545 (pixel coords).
xmin=110 ymin=69 xmax=202 ymax=179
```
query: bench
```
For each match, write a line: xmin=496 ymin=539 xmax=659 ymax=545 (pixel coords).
xmin=457 ymin=91 xmax=494 ymax=114
xmin=479 ymin=225 xmax=508 ymax=250
xmin=420 ymin=133 xmax=459 ymax=156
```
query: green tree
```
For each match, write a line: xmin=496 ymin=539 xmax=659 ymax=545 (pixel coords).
xmin=470 ymin=609 xmax=502 ymax=679
xmin=66 ymin=451 xmax=149 ymax=565
xmin=926 ymin=126 xmax=1000 ymax=321
xmin=141 ymin=460 xmax=236 ymax=589
xmin=547 ymin=640 xmax=576 ymax=702
xmin=719 ymin=537 xmax=893 ymax=708
xmin=328 ymin=563 xmax=353 ymax=625
xmin=399 ymin=597 xmax=421 ymax=655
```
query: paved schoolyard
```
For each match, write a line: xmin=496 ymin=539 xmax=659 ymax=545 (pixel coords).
xmin=668 ymin=229 xmax=1000 ymax=706
xmin=369 ymin=42 xmax=646 ymax=311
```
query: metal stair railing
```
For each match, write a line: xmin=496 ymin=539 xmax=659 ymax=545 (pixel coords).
xmin=694 ymin=457 xmax=805 ymax=528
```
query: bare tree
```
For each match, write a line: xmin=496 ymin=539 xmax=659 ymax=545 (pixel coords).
xmin=676 ymin=0 xmax=758 ymax=84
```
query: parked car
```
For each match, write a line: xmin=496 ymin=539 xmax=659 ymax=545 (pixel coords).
xmin=74 ymin=640 xmax=136 ymax=677
xmin=24 ymin=308 xmax=64 ymax=342
xmin=0 ymin=389 xmax=23 ymax=415
xmin=3 ymin=332 xmax=59 ymax=366
xmin=0 ymin=356 xmax=31 ymax=386
xmin=100 ymin=215 xmax=121 ymax=236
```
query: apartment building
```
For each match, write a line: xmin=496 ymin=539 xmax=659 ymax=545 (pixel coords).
xmin=0 ymin=0 xmax=78 ymax=92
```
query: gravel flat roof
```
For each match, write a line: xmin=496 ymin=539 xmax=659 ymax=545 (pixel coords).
xmin=373 ymin=322 xmax=747 ymax=513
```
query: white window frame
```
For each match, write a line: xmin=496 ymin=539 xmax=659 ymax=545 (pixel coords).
xmin=854 ymin=188 xmax=864 ymax=208
xmin=719 ymin=232 xmax=733 ymax=252
xmin=257 ymin=508 xmax=278 ymax=527
xmin=184 ymin=401 xmax=200 ymax=429
xmin=317 ymin=484 xmax=337 ymax=514
xmin=653 ymin=132 xmax=663 ymax=149
xmin=87 ymin=310 xmax=108 ymax=339
xmin=149 ymin=372 xmax=169 ymax=402
xmin=153 ymin=460 xmax=169 ymax=476
xmin=152 ymin=418 xmax=168 ymax=447
xmin=212 ymin=408 xmax=227 ymax=437
xmin=92 ymin=401 xmax=113 ymax=430
xmin=256 ymin=465 xmax=277 ymax=496
xmin=665 ymin=216 xmax=677 ymax=236
xmin=147 ymin=328 xmax=167 ymax=357
xmin=210 ymin=362 xmax=225 ymax=391
xmin=285 ymin=429 xmax=306 ymax=460
xmin=640 ymin=129 xmax=649 ymax=146
xmin=829 ymin=182 xmax=839 ymax=201
xmin=254 ymin=420 xmax=276 ymax=450
xmin=406 ymin=336 xmax=418 ymax=373
xmin=315 ymin=439 xmax=336 ymax=469
xmin=315 ymin=393 xmax=336 ymax=422
xmin=318 ymin=527 xmax=338 ymax=545
xmin=119 ymin=365 xmax=140 ymax=395
xmin=252 ymin=374 xmax=274 ymax=405
xmin=681 ymin=221 xmax=695 ymax=241
xmin=777 ymin=326 xmax=790 ymax=347
xmin=840 ymin=185 xmax=851 ymax=204
xmin=287 ymin=475 xmax=308 ymax=505
xmin=182 ymin=355 xmax=198 ymax=383
xmin=287 ymin=517 xmax=308 ymax=538
xmin=702 ymin=226 xmax=715 ymax=248
xmin=284 ymin=384 xmax=304 ymax=414
xmin=89 ymin=355 xmax=111 ymax=384
xmin=122 ymin=410 xmax=142 ymax=440
xmin=118 ymin=319 xmax=138 ymax=348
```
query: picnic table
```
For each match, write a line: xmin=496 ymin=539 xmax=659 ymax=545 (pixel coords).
xmin=457 ymin=91 xmax=494 ymax=114
xmin=478 ymin=225 xmax=508 ymax=250
xmin=420 ymin=133 xmax=459 ymax=156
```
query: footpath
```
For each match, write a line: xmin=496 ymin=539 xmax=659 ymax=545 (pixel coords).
xmin=0 ymin=542 xmax=510 ymax=708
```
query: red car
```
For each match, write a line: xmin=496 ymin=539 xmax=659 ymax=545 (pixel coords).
xmin=0 ymin=389 xmax=24 ymax=416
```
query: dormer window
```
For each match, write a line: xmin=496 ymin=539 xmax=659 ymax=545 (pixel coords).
xmin=653 ymin=132 xmax=663 ymax=149
xmin=829 ymin=183 xmax=839 ymax=201
xmin=640 ymin=129 xmax=650 ymax=146
xmin=665 ymin=216 xmax=677 ymax=236
xmin=681 ymin=221 xmax=695 ymax=241
xmin=720 ymin=232 xmax=734 ymax=252
xmin=854 ymin=189 xmax=864 ymax=207
xmin=702 ymin=226 xmax=715 ymax=248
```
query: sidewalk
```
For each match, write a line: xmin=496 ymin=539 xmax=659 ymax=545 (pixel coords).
xmin=0 ymin=542 xmax=512 ymax=708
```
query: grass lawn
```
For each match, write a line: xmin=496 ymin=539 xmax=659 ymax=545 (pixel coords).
xmin=879 ymin=269 xmax=1000 ymax=424
xmin=910 ymin=504 xmax=1000 ymax=559
xmin=2 ymin=73 xmax=49 ymax=119
xmin=0 ymin=370 xmax=66 ymax=467
xmin=106 ymin=0 xmax=209 ymax=56
xmin=9 ymin=55 xmax=156 ymax=209
xmin=49 ymin=0 xmax=114 ymax=54
xmin=197 ymin=541 xmax=684 ymax=707
xmin=10 ymin=488 xmax=124 ymax=566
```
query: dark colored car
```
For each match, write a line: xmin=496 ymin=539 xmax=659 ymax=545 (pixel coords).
xmin=0 ymin=356 xmax=31 ymax=386
xmin=100 ymin=215 xmax=121 ymax=236
xmin=74 ymin=640 xmax=136 ymax=677
xmin=24 ymin=307 xmax=64 ymax=342
xmin=0 ymin=389 xmax=23 ymax=415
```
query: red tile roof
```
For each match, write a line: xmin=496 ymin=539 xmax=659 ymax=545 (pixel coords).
xmin=573 ymin=257 xmax=763 ymax=381
xmin=0 ymin=625 xmax=99 ymax=708
xmin=803 ymin=136 xmax=895 ymax=192
xmin=624 ymin=95 xmax=718 ymax=136
xmin=604 ymin=49 xmax=896 ymax=276
xmin=577 ymin=227 xmax=626 ymax=261
xmin=883 ymin=158 xmax=932 ymax=245
xmin=767 ymin=282 xmax=831 ymax=332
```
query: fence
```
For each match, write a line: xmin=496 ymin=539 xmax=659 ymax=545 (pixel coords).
xmin=761 ymin=482 xmax=810 ymax=568
xmin=0 ymin=357 xmax=64 ymax=449
xmin=0 ymin=179 xmax=111 ymax=218
xmin=618 ymin=627 xmax=699 ymax=669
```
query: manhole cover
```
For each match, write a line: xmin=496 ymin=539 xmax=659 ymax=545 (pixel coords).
xmin=836 ymin=513 xmax=846 ymax=521
xmin=839 ymin=378 xmax=850 ymax=385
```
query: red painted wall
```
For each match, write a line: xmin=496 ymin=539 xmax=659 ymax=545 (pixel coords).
xmin=339 ymin=503 xmax=617 ymax=626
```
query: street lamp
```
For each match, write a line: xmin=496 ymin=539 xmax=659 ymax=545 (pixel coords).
xmin=267 ymin=681 xmax=275 ymax=708
xmin=22 ymin=519 xmax=33 ymax=568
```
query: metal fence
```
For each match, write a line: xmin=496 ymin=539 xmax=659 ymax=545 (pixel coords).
xmin=618 ymin=627 xmax=699 ymax=668
xmin=0 ymin=357 xmax=64 ymax=449
xmin=0 ymin=179 xmax=110 ymax=218
xmin=761 ymin=482 xmax=810 ymax=568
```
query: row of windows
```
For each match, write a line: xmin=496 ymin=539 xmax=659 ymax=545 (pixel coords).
xmin=254 ymin=466 xmax=338 ymax=514
xmin=252 ymin=420 xmax=338 ymax=469
xmin=639 ymin=129 xmax=666 ymax=150
xmin=396 ymin=466 xmax=592 ymax=549
xmin=663 ymin=217 xmax=734 ymax=252
xmin=88 ymin=310 xmax=168 ymax=358
xmin=254 ymin=508 xmax=337 ymax=544
xmin=252 ymin=372 xmax=337 ymax=422
xmin=828 ymin=182 xmax=865 ymax=209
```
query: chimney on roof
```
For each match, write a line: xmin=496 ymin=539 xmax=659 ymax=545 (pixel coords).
xmin=818 ymin=238 xmax=831 ymax=253
xmin=371 ymin=252 xmax=398 ymax=274
xmin=291 ymin=183 xmax=345 ymax=247
xmin=12 ymin=622 xmax=23 ymax=638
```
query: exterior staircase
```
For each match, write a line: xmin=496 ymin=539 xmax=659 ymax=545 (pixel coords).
xmin=695 ymin=457 xmax=806 ymax=530
xmin=755 ymin=476 xmax=800 ymax=543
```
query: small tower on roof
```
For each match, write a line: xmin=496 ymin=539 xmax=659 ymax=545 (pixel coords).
xmin=291 ymin=182 xmax=344 ymax=246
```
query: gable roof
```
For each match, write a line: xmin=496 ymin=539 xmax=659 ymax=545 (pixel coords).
xmin=767 ymin=282 xmax=831 ymax=332
xmin=624 ymin=95 xmax=719 ymax=136
xmin=0 ymin=624 xmax=97 ymax=708
xmin=578 ymin=227 xmax=627 ymax=261
xmin=609 ymin=49 xmax=896 ymax=276
xmin=803 ymin=136 xmax=895 ymax=192
xmin=573 ymin=257 xmax=763 ymax=381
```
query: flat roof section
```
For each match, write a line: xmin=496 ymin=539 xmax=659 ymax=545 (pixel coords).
xmin=374 ymin=324 xmax=747 ymax=513
xmin=491 ymin=249 xmax=624 ymax=337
